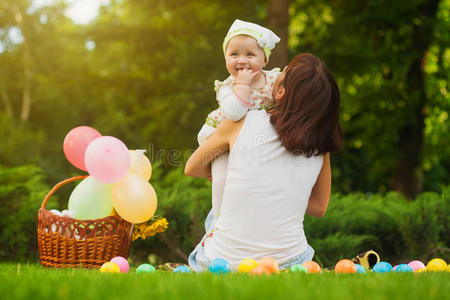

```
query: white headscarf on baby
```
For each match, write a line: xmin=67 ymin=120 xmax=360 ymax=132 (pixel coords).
xmin=223 ymin=19 xmax=280 ymax=63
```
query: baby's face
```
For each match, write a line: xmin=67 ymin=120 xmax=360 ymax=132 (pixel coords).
xmin=225 ymin=35 xmax=266 ymax=78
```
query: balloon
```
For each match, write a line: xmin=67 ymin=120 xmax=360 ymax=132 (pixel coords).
xmin=85 ymin=136 xmax=130 ymax=183
xmin=128 ymin=150 xmax=152 ymax=181
xmin=112 ymin=173 xmax=157 ymax=223
xmin=68 ymin=176 xmax=113 ymax=220
xmin=63 ymin=126 xmax=101 ymax=171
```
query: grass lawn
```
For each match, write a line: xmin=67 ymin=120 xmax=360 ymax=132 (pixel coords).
xmin=0 ymin=263 xmax=448 ymax=300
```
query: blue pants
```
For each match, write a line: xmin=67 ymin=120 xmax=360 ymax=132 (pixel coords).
xmin=188 ymin=210 xmax=315 ymax=272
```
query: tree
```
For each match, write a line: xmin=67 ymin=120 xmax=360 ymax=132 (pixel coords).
xmin=289 ymin=0 xmax=449 ymax=197
xmin=267 ymin=0 xmax=290 ymax=68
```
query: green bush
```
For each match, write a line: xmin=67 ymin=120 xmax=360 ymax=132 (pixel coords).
xmin=134 ymin=163 xmax=449 ymax=266
xmin=0 ymin=165 xmax=51 ymax=261
xmin=129 ymin=164 xmax=212 ymax=263
xmin=305 ymin=187 xmax=449 ymax=266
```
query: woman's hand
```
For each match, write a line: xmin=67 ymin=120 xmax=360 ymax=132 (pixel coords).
xmin=305 ymin=153 xmax=331 ymax=218
xmin=185 ymin=119 xmax=240 ymax=178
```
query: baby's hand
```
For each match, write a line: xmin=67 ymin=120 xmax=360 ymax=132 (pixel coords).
xmin=236 ymin=69 xmax=261 ymax=87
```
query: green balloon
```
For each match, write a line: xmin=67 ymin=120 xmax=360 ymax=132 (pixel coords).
xmin=290 ymin=264 xmax=308 ymax=273
xmin=68 ymin=176 xmax=113 ymax=220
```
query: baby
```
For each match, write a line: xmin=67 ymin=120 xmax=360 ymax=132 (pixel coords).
xmin=197 ymin=19 xmax=281 ymax=218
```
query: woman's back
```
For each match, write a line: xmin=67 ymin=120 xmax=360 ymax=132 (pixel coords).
xmin=203 ymin=110 xmax=323 ymax=269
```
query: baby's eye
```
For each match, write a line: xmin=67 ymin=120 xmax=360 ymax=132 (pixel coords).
xmin=230 ymin=52 xmax=238 ymax=56
xmin=247 ymin=53 xmax=255 ymax=57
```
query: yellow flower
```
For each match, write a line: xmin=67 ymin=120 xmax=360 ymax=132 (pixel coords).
xmin=131 ymin=216 xmax=168 ymax=241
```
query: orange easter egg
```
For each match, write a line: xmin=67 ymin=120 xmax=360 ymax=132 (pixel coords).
xmin=250 ymin=265 xmax=264 ymax=276
xmin=303 ymin=261 xmax=322 ymax=273
xmin=259 ymin=257 xmax=279 ymax=274
xmin=335 ymin=259 xmax=357 ymax=274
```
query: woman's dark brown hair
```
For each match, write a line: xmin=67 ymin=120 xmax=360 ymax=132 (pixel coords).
xmin=270 ymin=53 xmax=343 ymax=156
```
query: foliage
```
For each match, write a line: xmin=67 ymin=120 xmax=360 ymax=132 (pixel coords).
xmin=305 ymin=186 xmax=450 ymax=267
xmin=289 ymin=0 xmax=450 ymax=193
xmin=133 ymin=164 xmax=449 ymax=266
xmin=130 ymin=163 xmax=212 ymax=263
xmin=0 ymin=165 xmax=51 ymax=261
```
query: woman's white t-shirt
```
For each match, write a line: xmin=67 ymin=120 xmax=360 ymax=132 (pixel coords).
xmin=203 ymin=110 xmax=323 ymax=270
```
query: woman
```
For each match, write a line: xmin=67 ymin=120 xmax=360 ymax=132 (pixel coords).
xmin=185 ymin=53 xmax=343 ymax=271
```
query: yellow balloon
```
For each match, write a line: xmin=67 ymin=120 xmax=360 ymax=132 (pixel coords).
xmin=238 ymin=258 xmax=259 ymax=273
xmin=100 ymin=262 xmax=121 ymax=274
xmin=128 ymin=150 xmax=152 ymax=181
xmin=112 ymin=173 xmax=157 ymax=224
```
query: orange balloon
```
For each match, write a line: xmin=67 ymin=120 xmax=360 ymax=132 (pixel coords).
xmin=303 ymin=261 xmax=322 ymax=273
xmin=259 ymin=258 xmax=279 ymax=274
xmin=128 ymin=150 xmax=152 ymax=181
xmin=250 ymin=265 xmax=264 ymax=276
xmin=335 ymin=259 xmax=357 ymax=274
xmin=112 ymin=173 xmax=157 ymax=223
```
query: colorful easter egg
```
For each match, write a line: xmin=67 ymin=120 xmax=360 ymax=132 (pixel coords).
xmin=238 ymin=259 xmax=258 ymax=273
xmin=100 ymin=262 xmax=121 ymax=274
xmin=209 ymin=258 xmax=231 ymax=275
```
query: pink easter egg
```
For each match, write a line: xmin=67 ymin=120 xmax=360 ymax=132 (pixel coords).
xmin=110 ymin=256 xmax=129 ymax=273
xmin=408 ymin=260 xmax=426 ymax=272
xmin=393 ymin=265 xmax=398 ymax=271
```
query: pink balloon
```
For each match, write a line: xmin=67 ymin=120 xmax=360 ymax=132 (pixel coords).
xmin=63 ymin=126 xmax=102 ymax=171
xmin=85 ymin=136 xmax=130 ymax=183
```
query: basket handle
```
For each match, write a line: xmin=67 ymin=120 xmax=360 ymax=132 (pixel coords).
xmin=41 ymin=175 xmax=88 ymax=209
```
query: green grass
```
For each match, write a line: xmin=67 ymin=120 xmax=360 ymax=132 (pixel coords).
xmin=0 ymin=263 xmax=448 ymax=300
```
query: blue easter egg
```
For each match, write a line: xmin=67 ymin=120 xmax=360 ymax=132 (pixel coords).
xmin=355 ymin=264 xmax=366 ymax=274
xmin=395 ymin=264 xmax=413 ymax=273
xmin=174 ymin=265 xmax=191 ymax=273
xmin=209 ymin=258 xmax=231 ymax=275
xmin=372 ymin=262 xmax=393 ymax=273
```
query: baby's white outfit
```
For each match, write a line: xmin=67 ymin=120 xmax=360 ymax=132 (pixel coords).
xmin=197 ymin=68 xmax=281 ymax=218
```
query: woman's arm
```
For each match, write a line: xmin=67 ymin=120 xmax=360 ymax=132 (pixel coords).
xmin=305 ymin=153 xmax=331 ymax=218
xmin=185 ymin=119 xmax=240 ymax=178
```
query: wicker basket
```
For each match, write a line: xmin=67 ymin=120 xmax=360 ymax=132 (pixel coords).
xmin=37 ymin=175 xmax=132 ymax=268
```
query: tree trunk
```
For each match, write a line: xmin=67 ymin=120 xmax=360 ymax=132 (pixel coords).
xmin=266 ymin=0 xmax=290 ymax=69
xmin=1 ymin=85 xmax=14 ymax=118
xmin=12 ymin=5 xmax=32 ymax=122
xmin=390 ymin=0 xmax=441 ymax=198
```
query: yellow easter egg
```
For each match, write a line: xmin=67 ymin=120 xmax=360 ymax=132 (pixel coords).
xmin=100 ymin=262 xmax=121 ymax=274
xmin=426 ymin=258 xmax=447 ymax=272
xmin=415 ymin=268 xmax=427 ymax=273
xmin=447 ymin=264 xmax=450 ymax=272
xmin=238 ymin=258 xmax=259 ymax=273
